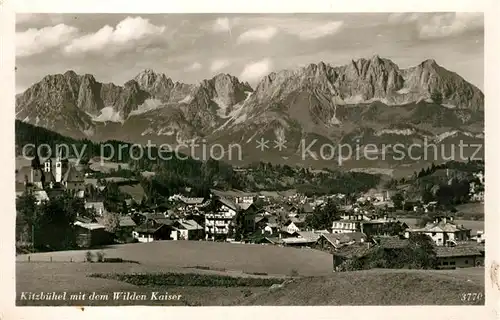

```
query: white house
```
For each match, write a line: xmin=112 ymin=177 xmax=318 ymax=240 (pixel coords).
xmin=284 ymin=221 xmax=300 ymax=234
xmin=235 ymin=196 xmax=254 ymax=204
xmin=331 ymin=220 xmax=358 ymax=233
xmin=475 ymin=230 xmax=485 ymax=243
xmin=171 ymin=219 xmax=204 ymax=240
xmin=205 ymin=197 xmax=238 ymax=240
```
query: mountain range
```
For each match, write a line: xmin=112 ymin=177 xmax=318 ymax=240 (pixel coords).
xmin=15 ymin=55 xmax=484 ymax=173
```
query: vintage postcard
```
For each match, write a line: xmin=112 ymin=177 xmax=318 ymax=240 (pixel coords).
xmin=1 ymin=0 xmax=499 ymax=319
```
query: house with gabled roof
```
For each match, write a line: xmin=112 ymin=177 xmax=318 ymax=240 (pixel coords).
xmin=132 ymin=214 xmax=174 ymax=242
xmin=62 ymin=165 xmax=85 ymax=192
xmin=315 ymin=232 xmax=367 ymax=252
xmin=132 ymin=223 xmax=172 ymax=243
xmin=171 ymin=219 xmax=204 ymax=240
xmin=435 ymin=244 xmax=485 ymax=269
xmin=404 ymin=216 xmax=471 ymax=246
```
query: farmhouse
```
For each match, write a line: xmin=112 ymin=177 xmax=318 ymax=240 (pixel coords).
xmin=132 ymin=224 xmax=172 ymax=243
xmin=131 ymin=213 xmax=175 ymax=242
xmin=171 ymin=219 xmax=204 ymax=240
xmin=281 ymin=231 xmax=326 ymax=247
xmin=435 ymin=245 xmax=485 ymax=269
xmin=95 ymin=215 xmax=137 ymax=242
xmin=315 ymin=232 xmax=367 ymax=252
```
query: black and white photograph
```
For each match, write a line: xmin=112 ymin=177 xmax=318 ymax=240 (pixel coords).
xmin=5 ymin=4 xmax=497 ymax=313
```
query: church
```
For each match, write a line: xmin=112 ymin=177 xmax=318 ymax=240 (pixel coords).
xmin=15 ymin=153 xmax=85 ymax=195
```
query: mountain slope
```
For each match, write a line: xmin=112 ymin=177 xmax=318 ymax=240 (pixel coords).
xmin=15 ymin=56 xmax=484 ymax=170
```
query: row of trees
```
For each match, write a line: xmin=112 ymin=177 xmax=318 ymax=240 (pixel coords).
xmin=390 ymin=177 xmax=473 ymax=211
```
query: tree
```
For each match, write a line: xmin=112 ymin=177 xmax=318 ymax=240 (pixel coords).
xmin=34 ymin=194 xmax=78 ymax=250
xmin=16 ymin=192 xmax=38 ymax=243
xmin=435 ymin=185 xmax=454 ymax=206
xmin=431 ymin=91 xmax=443 ymax=105
xmin=421 ymin=188 xmax=435 ymax=204
xmin=305 ymin=199 xmax=339 ymax=230
xmin=405 ymin=233 xmax=438 ymax=269
xmin=391 ymin=193 xmax=405 ymax=210
xmin=101 ymin=211 xmax=120 ymax=233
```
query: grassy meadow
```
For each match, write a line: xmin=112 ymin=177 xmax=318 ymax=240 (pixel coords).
xmin=16 ymin=241 xmax=485 ymax=306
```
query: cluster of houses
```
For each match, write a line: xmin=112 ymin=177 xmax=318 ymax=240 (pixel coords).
xmin=16 ymin=155 xmax=485 ymax=271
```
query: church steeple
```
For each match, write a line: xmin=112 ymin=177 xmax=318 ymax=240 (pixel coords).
xmin=31 ymin=147 xmax=41 ymax=170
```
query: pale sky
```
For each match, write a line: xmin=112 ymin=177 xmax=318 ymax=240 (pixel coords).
xmin=15 ymin=13 xmax=484 ymax=93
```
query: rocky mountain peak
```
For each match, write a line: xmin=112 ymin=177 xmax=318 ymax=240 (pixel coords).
xmin=421 ymin=59 xmax=438 ymax=68
xmin=64 ymin=70 xmax=78 ymax=79
xmin=16 ymin=56 xmax=484 ymax=147
xmin=200 ymin=73 xmax=253 ymax=107
xmin=133 ymin=69 xmax=174 ymax=100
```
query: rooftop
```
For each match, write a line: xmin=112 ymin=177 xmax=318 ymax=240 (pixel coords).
xmin=409 ymin=220 xmax=471 ymax=233
xmin=74 ymin=221 xmax=105 ymax=230
xmin=435 ymin=245 xmax=485 ymax=258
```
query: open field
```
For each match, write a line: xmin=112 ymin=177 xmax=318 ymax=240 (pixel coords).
xmin=238 ymin=268 xmax=485 ymax=306
xmin=16 ymin=262 xmax=484 ymax=306
xmin=16 ymin=241 xmax=485 ymax=306
xmin=16 ymin=241 xmax=334 ymax=276
xmin=455 ymin=202 xmax=485 ymax=217
xmin=16 ymin=262 xmax=272 ymax=306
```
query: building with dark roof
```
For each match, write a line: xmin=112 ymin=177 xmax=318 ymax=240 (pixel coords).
xmin=435 ymin=244 xmax=485 ymax=269
xmin=62 ymin=165 xmax=85 ymax=192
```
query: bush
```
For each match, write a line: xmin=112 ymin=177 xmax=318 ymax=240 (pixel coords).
xmin=289 ymin=269 xmax=299 ymax=277
xmin=85 ymin=251 xmax=94 ymax=262
xmin=89 ymin=272 xmax=284 ymax=287
xmin=96 ymin=251 xmax=105 ymax=262
xmin=103 ymin=257 xmax=124 ymax=263
xmin=248 ymin=272 xmax=268 ymax=276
